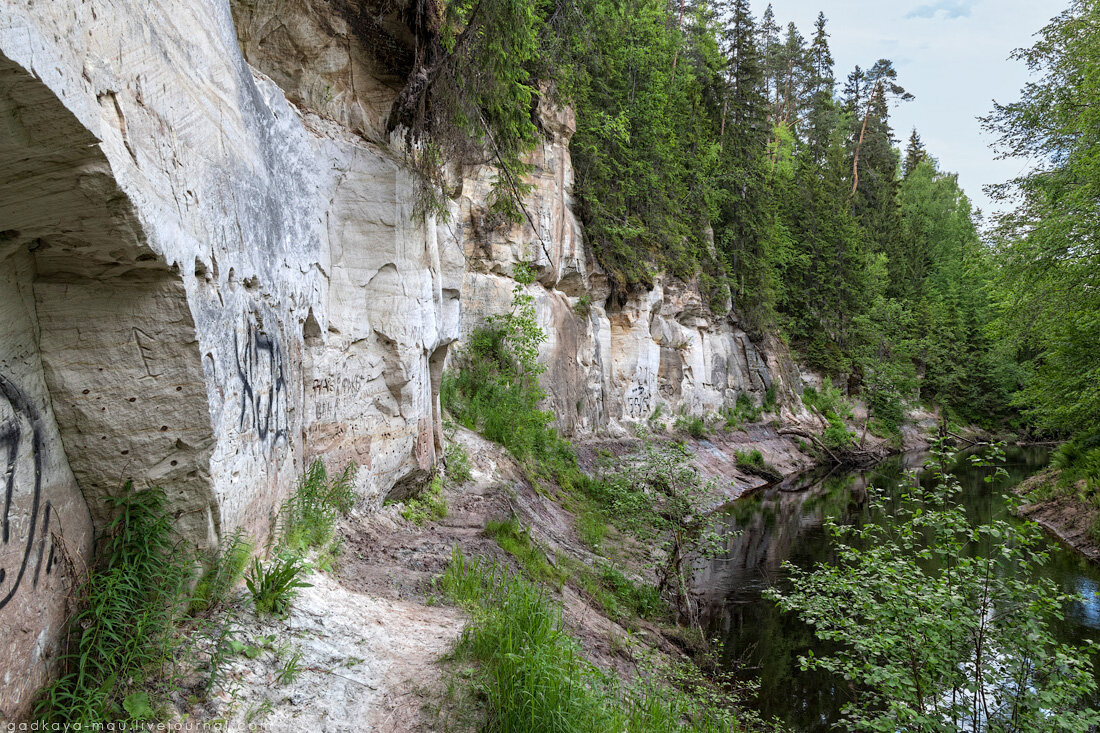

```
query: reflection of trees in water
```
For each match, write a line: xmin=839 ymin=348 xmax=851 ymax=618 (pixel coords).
xmin=693 ymin=445 xmax=1100 ymax=732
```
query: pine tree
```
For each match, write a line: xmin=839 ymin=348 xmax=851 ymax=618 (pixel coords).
xmin=805 ymin=12 xmax=837 ymax=163
xmin=714 ymin=0 xmax=773 ymax=331
xmin=903 ymin=129 xmax=927 ymax=177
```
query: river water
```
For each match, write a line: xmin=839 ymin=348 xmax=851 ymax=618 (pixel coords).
xmin=693 ymin=445 xmax=1100 ymax=730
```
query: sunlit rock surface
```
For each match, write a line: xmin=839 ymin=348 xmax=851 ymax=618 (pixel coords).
xmin=0 ymin=0 xmax=797 ymax=718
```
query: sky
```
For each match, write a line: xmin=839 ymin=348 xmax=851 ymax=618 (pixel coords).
xmin=751 ymin=0 xmax=1065 ymax=220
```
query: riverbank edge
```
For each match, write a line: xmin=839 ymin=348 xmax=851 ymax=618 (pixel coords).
xmin=1014 ymin=468 xmax=1100 ymax=563
xmin=176 ymin=409 xmax=961 ymax=729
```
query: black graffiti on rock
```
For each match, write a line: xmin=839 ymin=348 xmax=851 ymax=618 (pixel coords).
xmin=234 ymin=321 xmax=289 ymax=447
xmin=0 ymin=373 xmax=56 ymax=610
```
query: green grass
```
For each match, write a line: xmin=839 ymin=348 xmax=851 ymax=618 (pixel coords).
xmin=34 ymin=485 xmax=232 ymax=726
xmin=576 ymin=506 xmax=608 ymax=551
xmin=569 ymin=560 xmax=665 ymax=624
xmin=277 ymin=459 xmax=356 ymax=556
xmin=400 ymin=473 xmax=449 ymax=525
xmin=484 ymin=517 xmax=566 ymax=587
xmin=734 ymin=449 xmax=782 ymax=482
xmin=436 ymin=550 xmax=745 ymax=733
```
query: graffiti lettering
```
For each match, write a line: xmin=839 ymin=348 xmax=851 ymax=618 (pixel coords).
xmin=0 ymin=373 xmax=55 ymax=610
xmin=234 ymin=319 xmax=288 ymax=447
xmin=625 ymin=380 xmax=653 ymax=419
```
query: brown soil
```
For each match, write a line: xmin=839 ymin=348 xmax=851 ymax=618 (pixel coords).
xmin=1014 ymin=469 xmax=1100 ymax=562
xmin=186 ymin=420 xmax=841 ymax=731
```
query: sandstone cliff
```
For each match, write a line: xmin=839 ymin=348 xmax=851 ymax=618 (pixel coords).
xmin=0 ymin=0 xmax=800 ymax=718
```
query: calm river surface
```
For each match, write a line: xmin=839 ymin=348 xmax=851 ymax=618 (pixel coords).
xmin=693 ymin=445 xmax=1100 ymax=731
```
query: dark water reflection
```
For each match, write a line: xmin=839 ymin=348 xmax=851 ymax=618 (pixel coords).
xmin=694 ymin=446 xmax=1100 ymax=731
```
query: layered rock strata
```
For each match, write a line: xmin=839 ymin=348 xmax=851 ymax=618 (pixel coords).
xmin=0 ymin=0 xmax=798 ymax=718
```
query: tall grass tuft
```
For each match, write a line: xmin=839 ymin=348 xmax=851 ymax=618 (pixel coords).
xmin=277 ymin=459 xmax=356 ymax=555
xmin=34 ymin=484 xmax=192 ymax=726
xmin=438 ymin=549 xmax=746 ymax=733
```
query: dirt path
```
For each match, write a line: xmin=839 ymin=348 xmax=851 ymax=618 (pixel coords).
xmin=188 ymin=425 xmax=824 ymax=731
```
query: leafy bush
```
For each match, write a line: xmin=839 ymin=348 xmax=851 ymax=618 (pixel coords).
xmin=445 ymin=439 xmax=473 ymax=484
xmin=580 ymin=440 xmax=723 ymax=624
xmin=803 ymin=379 xmax=857 ymax=449
xmin=768 ymin=445 xmax=1100 ymax=731
xmin=400 ymin=473 xmax=449 ymax=525
xmin=573 ymin=294 xmax=592 ymax=317
xmin=35 ymin=486 xmax=192 ymax=725
xmin=800 ymin=377 xmax=851 ymax=420
xmin=675 ymin=413 xmax=709 ymax=438
xmin=246 ymin=556 xmax=312 ymax=617
xmin=734 ymin=449 xmax=782 ymax=482
xmin=722 ymin=392 xmax=764 ymax=429
xmin=442 ymin=263 xmax=583 ymax=490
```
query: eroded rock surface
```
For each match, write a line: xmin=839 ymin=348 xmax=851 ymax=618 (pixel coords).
xmin=0 ymin=0 xmax=803 ymax=718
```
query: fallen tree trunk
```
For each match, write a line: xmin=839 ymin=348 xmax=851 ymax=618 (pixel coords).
xmin=780 ymin=427 xmax=889 ymax=467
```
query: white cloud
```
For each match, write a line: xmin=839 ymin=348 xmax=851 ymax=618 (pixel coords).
xmin=906 ymin=0 xmax=978 ymax=20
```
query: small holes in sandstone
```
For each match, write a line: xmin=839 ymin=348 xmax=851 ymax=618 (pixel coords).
xmin=82 ymin=389 xmax=89 ymax=395
xmin=129 ymin=397 xmax=136 ymax=403
xmin=121 ymin=450 xmax=129 ymax=455
xmin=170 ymin=460 xmax=178 ymax=467
xmin=160 ymin=426 xmax=168 ymax=432
xmin=176 ymin=386 xmax=182 ymax=391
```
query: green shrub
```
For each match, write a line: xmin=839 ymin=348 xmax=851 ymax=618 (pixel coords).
xmin=445 ymin=439 xmax=473 ymax=484
xmin=573 ymin=294 xmax=592 ymax=317
xmin=674 ymin=413 xmax=709 ymax=438
xmin=768 ymin=445 xmax=1100 ymax=731
xmin=246 ymin=556 xmax=312 ymax=617
xmin=442 ymin=263 xmax=584 ymax=491
xmin=35 ymin=485 xmax=193 ymax=726
xmin=822 ymin=415 xmax=857 ymax=450
xmin=722 ymin=392 xmax=764 ymax=429
xmin=734 ymin=449 xmax=782 ymax=482
xmin=762 ymin=386 xmax=778 ymax=413
xmin=803 ymin=378 xmax=857 ymax=449
xmin=801 ymin=377 xmax=852 ymax=420
xmin=400 ymin=473 xmax=449 ymax=525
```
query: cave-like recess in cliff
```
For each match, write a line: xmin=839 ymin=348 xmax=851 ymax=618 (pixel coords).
xmin=0 ymin=48 xmax=220 ymax=718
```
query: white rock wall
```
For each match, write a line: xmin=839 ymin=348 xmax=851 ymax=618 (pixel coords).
xmin=0 ymin=0 xmax=801 ymax=717
xmin=452 ymin=104 xmax=799 ymax=437
xmin=0 ymin=0 xmax=458 ymax=719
